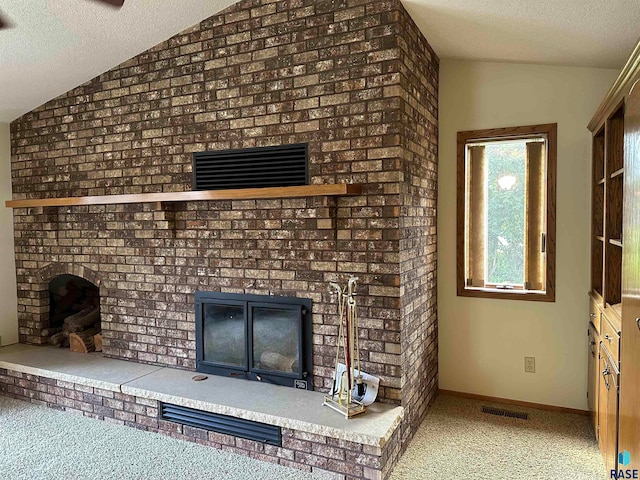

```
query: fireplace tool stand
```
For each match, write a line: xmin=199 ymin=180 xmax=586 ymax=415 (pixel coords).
xmin=323 ymin=276 xmax=366 ymax=419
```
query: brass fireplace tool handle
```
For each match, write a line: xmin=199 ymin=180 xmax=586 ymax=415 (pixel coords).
xmin=323 ymin=276 xmax=366 ymax=419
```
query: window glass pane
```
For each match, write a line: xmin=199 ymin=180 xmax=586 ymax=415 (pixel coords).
xmin=485 ymin=141 xmax=527 ymax=285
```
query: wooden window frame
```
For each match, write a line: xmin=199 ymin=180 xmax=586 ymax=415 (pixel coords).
xmin=456 ymin=123 xmax=557 ymax=302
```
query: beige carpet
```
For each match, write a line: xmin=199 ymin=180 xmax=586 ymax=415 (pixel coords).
xmin=0 ymin=395 xmax=315 ymax=480
xmin=390 ymin=395 xmax=607 ymax=480
xmin=0 ymin=393 xmax=606 ymax=479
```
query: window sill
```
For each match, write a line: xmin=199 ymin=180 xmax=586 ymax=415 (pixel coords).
xmin=457 ymin=287 xmax=555 ymax=302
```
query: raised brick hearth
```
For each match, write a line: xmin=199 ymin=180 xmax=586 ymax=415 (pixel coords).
xmin=1 ymin=369 xmax=403 ymax=479
xmin=0 ymin=344 xmax=405 ymax=480
xmin=8 ymin=0 xmax=438 ymax=477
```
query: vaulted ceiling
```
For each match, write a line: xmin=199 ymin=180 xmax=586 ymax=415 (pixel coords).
xmin=0 ymin=0 xmax=637 ymax=123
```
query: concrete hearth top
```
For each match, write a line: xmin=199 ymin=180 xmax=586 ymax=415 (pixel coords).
xmin=0 ymin=344 xmax=403 ymax=448
xmin=0 ymin=344 xmax=162 ymax=391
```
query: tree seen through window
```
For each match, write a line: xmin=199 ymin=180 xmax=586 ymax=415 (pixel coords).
xmin=485 ymin=141 xmax=527 ymax=285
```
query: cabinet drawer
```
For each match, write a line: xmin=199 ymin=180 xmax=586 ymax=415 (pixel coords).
xmin=601 ymin=315 xmax=620 ymax=365
xmin=589 ymin=299 xmax=601 ymax=333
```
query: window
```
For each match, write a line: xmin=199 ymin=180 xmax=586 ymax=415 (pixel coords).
xmin=457 ymin=124 xmax=556 ymax=301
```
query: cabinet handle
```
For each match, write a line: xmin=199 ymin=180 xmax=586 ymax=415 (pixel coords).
xmin=602 ymin=366 xmax=611 ymax=390
xmin=590 ymin=313 xmax=596 ymax=318
xmin=604 ymin=334 xmax=613 ymax=342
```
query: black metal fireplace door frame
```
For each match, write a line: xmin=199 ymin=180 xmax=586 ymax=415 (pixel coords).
xmin=195 ymin=292 xmax=313 ymax=390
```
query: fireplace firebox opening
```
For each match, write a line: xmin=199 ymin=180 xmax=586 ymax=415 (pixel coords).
xmin=195 ymin=292 xmax=313 ymax=390
xmin=49 ymin=275 xmax=100 ymax=329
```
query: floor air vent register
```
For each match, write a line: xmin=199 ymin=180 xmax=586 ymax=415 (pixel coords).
xmin=481 ymin=406 xmax=529 ymax=420
xmin=160 ymin=403 xmax=282 ymax=446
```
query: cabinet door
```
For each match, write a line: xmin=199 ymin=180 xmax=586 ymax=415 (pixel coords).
xmin=598 ymin=352 xmax=610 ymax=457
xmin=588 ymin=326 xmax=599 ymax=436
xmin=620 ymin=78 xmax=640 ymax=472
xmin=605 ymin=367 xmax=620 ymax=474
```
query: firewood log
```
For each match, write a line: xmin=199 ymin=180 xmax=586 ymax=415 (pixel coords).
xmin=42 ymin=327 xmax=63 ymax=338
xmin=68 ymin=326 xmax=100 ymax=353
xmin=259 ymin=352 xmax=296 ymax=372
xmin=48 ymin=332 xmax=66 ymax=348
xmin=63 ymin=307 xmax=100 ymax=333
xmin=94 ymin=333 xmax=102 ymax=352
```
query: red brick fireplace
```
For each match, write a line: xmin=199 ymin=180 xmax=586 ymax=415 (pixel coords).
xmin=7 ymin=0 xmax=437 ymax=476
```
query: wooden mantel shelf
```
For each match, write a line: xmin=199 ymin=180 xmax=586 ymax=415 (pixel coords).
xmin=5 ymin=184 xmax=362 ymax=209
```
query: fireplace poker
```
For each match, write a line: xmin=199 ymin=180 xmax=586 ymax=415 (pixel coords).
xmin=344 ymin=302 xmax=352 ymax=404
xmin=348 ymin=278 xmax=364 ymax=397
xmin=329 ymin=282 xmax=346 ymax=398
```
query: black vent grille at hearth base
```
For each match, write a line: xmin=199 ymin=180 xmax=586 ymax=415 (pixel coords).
xmin=192 ymin=143 xmax=308 ymax=191
xmin=160 ymin=403 xmax=282 ymax=446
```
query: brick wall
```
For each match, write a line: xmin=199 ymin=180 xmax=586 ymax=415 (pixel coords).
xmin=397 ymin=6 xmax=439 ymax=433
xmin=9 ymin=0 xmax=437 ymax=406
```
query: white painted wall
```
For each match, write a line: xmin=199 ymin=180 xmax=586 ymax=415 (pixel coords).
xmin=0 ymin=123 xmax=17 ymax=346
xmin=438 ymin=60 xmax=619 ymax=410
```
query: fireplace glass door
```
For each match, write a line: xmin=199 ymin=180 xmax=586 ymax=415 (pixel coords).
xmin=250 ymin=304 xmax=301 ymax=377
xmin=195 ymin=292 xmax=312 ymax=389
xmin=202 ymin=302 xmax=246 ymax=369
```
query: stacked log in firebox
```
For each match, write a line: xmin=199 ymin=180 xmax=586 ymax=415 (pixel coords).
xmin=46 ymin=307 xmax=102 ymax=353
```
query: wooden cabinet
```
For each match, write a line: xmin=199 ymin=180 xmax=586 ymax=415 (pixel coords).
xmin=589 ymin=304 xmax=620 ymax=469
xmin=601 ymin=314 xmax=620 ymax=364
xmin=590 ymin=101 xmax=624 ymax=309
xmin=605 ymin=353 xmax=620 ymax=474
xmin=588 ymin=38 xmax=640 ymax=474
xmin=619 ymin=51 xmax=640 ymax=474
xmin=598 ymin=344 xmax=620 ymax=473
xmin=587 ymin=323 xmax=599 ymax=435
xmin=588 ymin=94 xmax=623 ymax=472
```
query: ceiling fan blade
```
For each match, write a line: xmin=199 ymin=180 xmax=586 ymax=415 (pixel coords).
xmin=90 ymin=0 xmax=125 ymax=7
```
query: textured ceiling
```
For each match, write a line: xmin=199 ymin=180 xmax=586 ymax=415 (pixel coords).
xmin=0 ymin=0 xmax=237 ymax=123
xmin=0 ymin=0 xmax=636 ymax=123
xmin=404 ymin=0 xmax=639 ymax=69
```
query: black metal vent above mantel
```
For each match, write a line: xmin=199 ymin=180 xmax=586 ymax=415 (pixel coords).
xmin=192 ymin=143 xmax=308 ymax=191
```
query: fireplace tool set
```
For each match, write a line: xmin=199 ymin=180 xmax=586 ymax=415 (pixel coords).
xmin=323 ymin=276 xmax=367 ymax=418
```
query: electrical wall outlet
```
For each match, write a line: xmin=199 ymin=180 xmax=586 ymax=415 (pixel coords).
xmin=525 ymin=356 xmax=536 ymax=373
